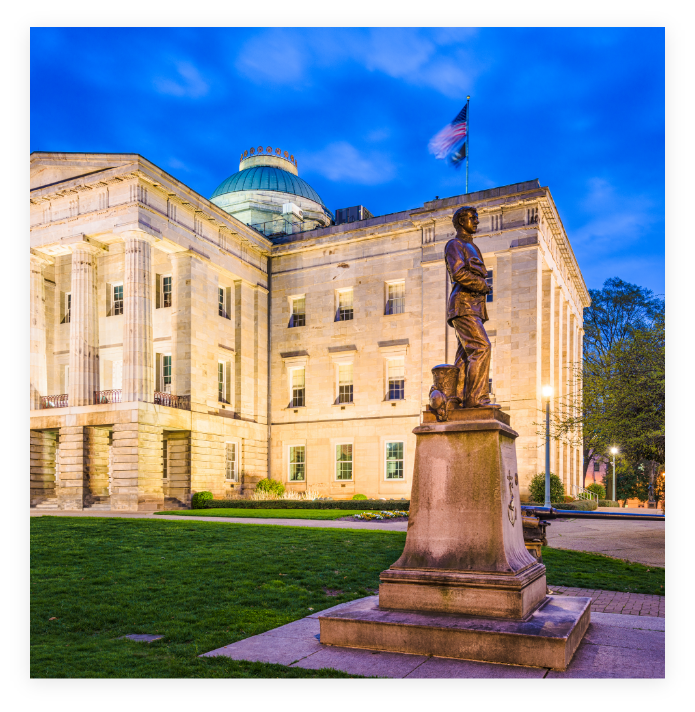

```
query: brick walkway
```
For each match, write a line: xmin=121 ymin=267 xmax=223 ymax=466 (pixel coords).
xmin=549 ymin=586 xmax=664 ymax=617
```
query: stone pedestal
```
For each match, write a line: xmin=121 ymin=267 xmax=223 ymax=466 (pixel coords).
xmin=320 ymin=406 xmax=590 ymax=670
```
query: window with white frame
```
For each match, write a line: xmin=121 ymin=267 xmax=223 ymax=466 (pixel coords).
xmin=387 ymin=360 xmax=405 ymax=400
xmin=335 ymin=443 xmax=353 ymax=480
xmin=385 ymin=441 xmax=404 ymax=480
xmin=290 ymin=296 xmax=306 ymax=327
xmin=162 ymin=354 xmax=172 ymax=393
xmin=218 ymin=361 xmax=228 ymax=403
xmin=289 ymin=445 xmax=306 ymax=481
xmin=63 ymin=292 xmax=71 ymax=324
xmin=112 ymin=283 xmax=124 ymax=315
xmin=225 ymin=442 xmax=238 ymax=481
xmin=338 ymin=363 xmax=353 ymax=403
xmin=336 ymin=288 xmax=354 ymax=321
xmin=291 ymin=368 xmax=305 ymax=407
xmin=218 ymin=287 xmax=226 ymax=317
xmin=385 ymin=281 xmax=405 ymax=315
xmin=162 ymin=276 xmax=172 ymax=308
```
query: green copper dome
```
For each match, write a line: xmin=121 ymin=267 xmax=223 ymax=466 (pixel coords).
xmin=210 ymin=165 xmax=328 ymax=210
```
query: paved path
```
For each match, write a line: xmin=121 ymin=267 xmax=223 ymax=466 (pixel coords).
xmin=549 ymin=586 xmax=664 ymax=617
xmin=545 ymin=517 xmax=664 ymax=567
xmin=202 ymin=596 xmax=665 ymax=678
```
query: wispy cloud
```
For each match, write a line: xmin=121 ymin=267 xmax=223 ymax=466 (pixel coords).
xmin=301 ymin=141 xmax=396 ymax=185
xmin=154 ymin=61 xmax=209 ymax=98
xmin=234 ymin=28 xmax=482 ymax=98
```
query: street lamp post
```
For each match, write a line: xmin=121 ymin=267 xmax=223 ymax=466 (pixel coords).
xmin=610 ymin=447 xmax=618 ymax=502
xmin=542 ymin=386 xmax=553 ymax=508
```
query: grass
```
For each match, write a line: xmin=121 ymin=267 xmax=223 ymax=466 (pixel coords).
xmin=154 ymin=508 xmax=383 ymax=520
xmin=31 ymin=517 xmax=664 ymax=678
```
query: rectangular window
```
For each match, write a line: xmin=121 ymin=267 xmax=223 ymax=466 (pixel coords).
xmin=485 ymin=269 xmax=494 ymax=303
xmin=492 ymin=214 xmax=502 ymax=231
xmin=388 ymin=361 xmax=405 ymax=400
xmin=291 ymin=368 xmax=305 ymax=407
xmin=218 ymin=361 xmax=227 ymax=403
xmin=65 ymin=292 xmax=71 ymax=324
xmin=385 ymin=282 xmax=405 ymax=315
xmin=594 ymin=461 xmax=601 ymax=472
xmin=218 ymin=287 xmax=225 ymax=317
xmin=290 ymin=296 xmax=305 ymax=327
xmin=337 ymin=289 xmax=354 ymax=321
xmin=162 ymin=276 xmax=172 ymax=308
xmin=163 ymin=439 xmax=168 ymax=479
xmin=112 ymin=284 xmax=124 ymax=315
xmin=527 ymin=207 xmax=538 ymax=225
xmin=225 ymin=443 xmax=238 ymax=481
xmin=335 ymin=443 xmax=353 ymax=481
xmin=289 ymin=445 xmax=306 ymax=482
xmin=385 ymin=441 xmax=404 ymax=480
xmin=338 ymin=363 xmax=353 ymax=403
xmin=162 ymin=355 xmax=172 ymax=393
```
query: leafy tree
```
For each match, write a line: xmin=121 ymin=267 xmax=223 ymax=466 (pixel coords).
xmin=585 ymin=482 xmax=606 ymax=499
xmin=605 ymin=460 xmax=651 ymax=507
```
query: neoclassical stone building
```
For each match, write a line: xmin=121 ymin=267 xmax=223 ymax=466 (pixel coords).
xmin=30 ymin=149 xmax=589 ymax=510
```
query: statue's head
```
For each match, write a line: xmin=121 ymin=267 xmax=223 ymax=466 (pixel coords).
xmin=452 ymin=206 xmax=479 ymax=237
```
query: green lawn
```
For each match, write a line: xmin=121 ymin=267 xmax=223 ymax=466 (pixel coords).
xmin=31 ymin=517 xmax=664 ymax=678
xmin=154 ymin=508 xmax=381 ymax=520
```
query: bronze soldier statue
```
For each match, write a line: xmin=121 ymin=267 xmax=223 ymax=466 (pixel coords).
xmin=445 ymin=206 xmax=495 ymax=408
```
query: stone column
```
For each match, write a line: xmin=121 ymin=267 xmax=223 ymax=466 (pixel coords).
xmin=122 ymin=231 xmax=156 ymax=402
xmin=68 ymin=245 xmax=101 ymax=406
xmin=171 ymin=252 xmax=192 ymax=399
xmin=30 ymin=251 xmax=51 ymax=409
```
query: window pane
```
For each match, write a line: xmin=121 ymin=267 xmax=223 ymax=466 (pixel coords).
xmin=485 ymin=269 xmax=493 ymax=303
xmin=337 ymin=290 xmax=354 ymax=321
xmin=388 ymin=361 xmax=405 ymax=400
xmin=163 ymin=355 xmax=172 ymax=390
xmin=113 ymin=285 xmax=124 ymax=315
xmin=225 ymin=443 xmax=237 ymax=481
xmin=338 ymin=363 xmax=353 ymax=403
xmin=386 ymin=282 xmax=405 ymax=314
xmin=218 ymin=362 xmax=226 ymax=402
xmin=386 ymin=441 xmax=404 ymax=480
xmin=289 ymin=445 xmax=305 ymax=481
xmin=336 ymin=444 xmax=353 ymax=480
xmin=218 ymin=287 xmax=225 ymax=316
xmin=290 ymin=297 xmax=305 ymax=327
xmin=163 ymin=276 xmax=172 ymax=308
xmin=291 ymin=368 xmax=305 ymax=407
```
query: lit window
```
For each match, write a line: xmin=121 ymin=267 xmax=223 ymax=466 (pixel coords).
xmin=225 ymin=443 xmax=238 ymax=481
xmin=337 ymin=289 xmax=354 ymax=321
xmin=290 ymin=296 xmax=305 ymax=327
xmin=385 ymin=441 xmax=404 ymax=480
xmin=218 ymin=287 xmax=226 ymax=318
xmin=289 ymin=445 xmax=306 ymax=482
xmin=291 ymin=368 xmax=305 ymax=407
xmin=336 ymin=444 xmax=353 ymax=481
xmin=485 ymin=269 xmax=494 ymax=303
xmin=338 ymin=363 xmax=353 ymax=404
xmin=385 ymin=282 xmax=405 ymax=315
xmin=162 ymin=355 xmax=172 ymax=393
xmin=162 ymin=276 xmax=172 ymax=308
xmin=113 ymin=284 xmax=124 ymax=315
xmin=218 ymin=361 xmax=227 ymax=403
xmin=388 ymin=361 xmax=405 ymax=400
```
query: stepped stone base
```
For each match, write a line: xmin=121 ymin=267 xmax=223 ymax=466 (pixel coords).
xmin=319 ymin=594 xmax=591 ymax=671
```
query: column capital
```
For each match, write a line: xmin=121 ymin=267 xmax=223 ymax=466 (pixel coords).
xmin=117 ymin=226 xmax=161 ymax=245
xmin=60 ymin=234 xmax=109 ymax=254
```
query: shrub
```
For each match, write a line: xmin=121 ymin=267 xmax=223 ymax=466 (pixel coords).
xmin=191 ymin=491 xmax=213 ymax=509
xmin=563 ymin=495 xmax=575 ymax=503
xmin=254 ymin=478 xmax=285 ymax=497
xmin=528 ymin=473 xmax=565 ymax=504
xmin=555 ymin=500 xmax=597 ymax=511
xmin=352 ymin=494 xmax=368 ymax=500
xmin=586 ymin=483 xmax=607 ymax=499
xmin=599 ymin=500 xmax=620 ymax=507
xmin=202 ymin=499 xmax=410 ymax=511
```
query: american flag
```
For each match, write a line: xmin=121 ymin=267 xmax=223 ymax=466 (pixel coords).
xmin=429 ymin=103 xmax=468 ymax=166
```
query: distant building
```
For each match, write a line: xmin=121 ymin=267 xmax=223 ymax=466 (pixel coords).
xmin=334 ymin=205 xmax=374 ymax=225
xmin=30 ymin=147 xmax=589 ymax=510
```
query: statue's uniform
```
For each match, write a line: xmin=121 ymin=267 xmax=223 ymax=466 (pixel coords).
xmin=444 ymin=236 xmax=492 ymax=407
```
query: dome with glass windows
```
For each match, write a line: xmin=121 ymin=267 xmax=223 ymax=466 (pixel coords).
xmin=210 ymin=146 xmax=333 ymax=236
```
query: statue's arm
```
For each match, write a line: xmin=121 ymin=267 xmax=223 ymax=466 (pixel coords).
xmin=447 ymin=243 xmax=489 ymax=293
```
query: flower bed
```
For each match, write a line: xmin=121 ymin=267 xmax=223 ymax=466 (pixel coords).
xmin=352 ymin=510 xmax=409 ymax=521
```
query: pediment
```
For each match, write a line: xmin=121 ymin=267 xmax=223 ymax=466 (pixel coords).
xmin=30 ymin=152 xmax=139 ymax=190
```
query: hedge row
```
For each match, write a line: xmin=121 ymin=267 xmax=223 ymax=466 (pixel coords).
xmin=525 ymin=500 xmax=598 ymax=511
xmin=599 ymin=500 xmax=620 ymax=507
xmin=203 ymin=499 xmax=410 ymax=511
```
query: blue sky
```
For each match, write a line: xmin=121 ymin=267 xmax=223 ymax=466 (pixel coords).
xmin=30 ymin=27 xmax=665 ymax=295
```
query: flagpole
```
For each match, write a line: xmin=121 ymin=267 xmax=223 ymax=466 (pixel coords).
xmin=465 ymin=95 xmax=470 ymax=194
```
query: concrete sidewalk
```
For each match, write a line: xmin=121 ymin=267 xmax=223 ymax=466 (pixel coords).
xmin=202 ymin=596 xmax=665 ymax=678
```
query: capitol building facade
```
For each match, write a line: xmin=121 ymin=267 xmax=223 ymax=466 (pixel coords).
xmin=29 ymin=147 xmax=589 ymax=510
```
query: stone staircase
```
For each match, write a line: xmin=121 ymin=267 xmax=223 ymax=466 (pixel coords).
xmin=84 ymin=496 xmax=111 ymax=512
xmin=34 ymin=499 xmax=59 ymax=510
